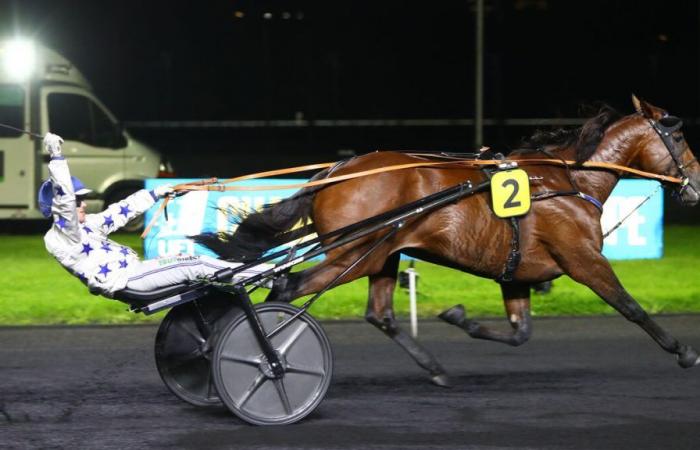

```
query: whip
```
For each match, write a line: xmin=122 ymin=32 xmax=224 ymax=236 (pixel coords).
xmin=0 ymin=122 xmax=44 ymax=139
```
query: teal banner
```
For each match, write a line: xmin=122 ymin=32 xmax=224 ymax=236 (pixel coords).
xmin=600 ymin=179 xmax=663 ymax=259
xmin=144 ymin=178 xmax=664 ymax=261
xmin=144 ymin=179 xmax=305 ymax=259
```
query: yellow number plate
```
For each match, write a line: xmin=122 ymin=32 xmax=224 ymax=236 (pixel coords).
xmin=491 ymin=169 xmax=531 ymax=218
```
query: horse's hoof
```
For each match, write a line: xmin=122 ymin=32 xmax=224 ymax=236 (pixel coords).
xmin=430 ymin=373 xmax=452 ymax=388
xmin=676 ymin=345 xmax=699 ymax=369
xmin=464 ymin=319 xmax=482 ymax=335
xmin=271 ymin=274 xmax=288 ymax=292
xmin=265 ymin=275 xmax=291 ymax=302
xmin=438 ymin=305 xmax=465 ymax=326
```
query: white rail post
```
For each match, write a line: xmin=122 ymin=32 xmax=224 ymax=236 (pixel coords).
xmin=407 ymin=267 xmax=418 ymax=337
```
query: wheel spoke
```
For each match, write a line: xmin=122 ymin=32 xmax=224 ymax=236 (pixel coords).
xmin=206 ymin=369 xmax=216 ymax=400
xmin=165 ymin=348 xmax=203 ymax=370
xmin=220 ymin=353 xmax=261 ymax=367
xmin=285 ymin=362 xmax=325 ymax=377
xmin=174 ymin=319 xmax=206 ymax=345
xmin=277 ymin=322 xmax=308 ymax=356
xmin=239 ymin=373 xmax=267 ymax=408
xmin=273 ymin=378 xmax=293 ymax=415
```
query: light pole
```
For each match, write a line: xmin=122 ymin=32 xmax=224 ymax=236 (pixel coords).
xmin=474 ymin=0 xmax=484 ymax=148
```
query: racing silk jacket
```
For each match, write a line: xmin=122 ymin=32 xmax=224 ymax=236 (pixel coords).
xmin=43 ymin=157 xmax=157 ymax=297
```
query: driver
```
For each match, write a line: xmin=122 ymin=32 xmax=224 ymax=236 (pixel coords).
xmin=41 ymin=133 xmax=271 ymax=297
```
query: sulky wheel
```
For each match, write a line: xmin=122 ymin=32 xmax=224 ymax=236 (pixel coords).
xmin=155 ymin=296 xmax=239 ymax=407
xmin=212 ymin=302 xmax=333 ymax=425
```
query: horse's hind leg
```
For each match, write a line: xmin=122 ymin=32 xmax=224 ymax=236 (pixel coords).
xmin=439 ymin=282 xmax=532 ymax=346
xmin=365 ymin=253 xmax=451 ymax=387
xmin=562 ymin=251 xmax=700 ymax=368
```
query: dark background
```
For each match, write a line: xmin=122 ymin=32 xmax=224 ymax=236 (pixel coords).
xmin=1 ymin=0 xmax=699 ymax=177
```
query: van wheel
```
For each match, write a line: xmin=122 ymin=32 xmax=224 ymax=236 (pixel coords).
xmin=106 ymin=188 xmax=144 ymax=233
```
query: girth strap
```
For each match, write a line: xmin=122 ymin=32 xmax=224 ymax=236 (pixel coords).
xmin=496 ymin=217 xmax=521 ymax=283
xmin=480 ymin=167 xmax=522 ymax=283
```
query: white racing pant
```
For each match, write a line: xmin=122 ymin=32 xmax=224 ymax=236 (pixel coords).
xmin=124 ymin=255 xmax=272 ymax=292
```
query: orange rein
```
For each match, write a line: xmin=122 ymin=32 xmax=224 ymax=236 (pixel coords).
xmin=141 ymin=157 xmax=682 ymax=238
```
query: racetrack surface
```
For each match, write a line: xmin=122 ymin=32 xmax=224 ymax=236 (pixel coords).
xmin=2 ymin=315 xmax=700 ymax=450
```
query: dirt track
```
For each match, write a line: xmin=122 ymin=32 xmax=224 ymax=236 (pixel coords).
xmin=2 ymin=315 xmax=700 ymax=449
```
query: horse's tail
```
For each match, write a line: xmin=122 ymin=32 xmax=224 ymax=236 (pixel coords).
xmin=192 ymin=168 xmax=331 ymax=262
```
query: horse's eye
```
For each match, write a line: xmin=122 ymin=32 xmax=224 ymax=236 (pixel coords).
xmin=674 ymin=134 xmax=684 ymax=143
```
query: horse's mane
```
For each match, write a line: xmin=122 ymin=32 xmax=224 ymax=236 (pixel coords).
xmin=517 ymin=104 xmax=622 ymax=163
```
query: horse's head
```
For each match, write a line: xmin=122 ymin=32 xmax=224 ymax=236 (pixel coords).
xmin=631 ymin=95 xmax=700 ymax=206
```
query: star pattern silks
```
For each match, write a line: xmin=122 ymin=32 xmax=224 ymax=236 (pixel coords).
xmin=119 ymin=204 xmax=132 ymax=218
xmin=98 ymin=263 xmax=111 ymax=278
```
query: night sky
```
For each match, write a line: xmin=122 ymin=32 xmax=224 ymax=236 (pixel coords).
xmin=1 ymin=0 xmax=699 ymax=172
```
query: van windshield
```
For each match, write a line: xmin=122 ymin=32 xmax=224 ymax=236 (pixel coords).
xmin=48 ymin=93 xmax=124 ymax=148
xmin=0 ymin=85 xmax=24 ymax=138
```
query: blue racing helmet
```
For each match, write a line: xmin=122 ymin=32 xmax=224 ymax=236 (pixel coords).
xmin=38 ymin=177 xmax=92 ymax=218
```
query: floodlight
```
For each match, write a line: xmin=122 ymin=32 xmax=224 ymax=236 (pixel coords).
xmin=2 ymin=39 xmax=36 ymax=81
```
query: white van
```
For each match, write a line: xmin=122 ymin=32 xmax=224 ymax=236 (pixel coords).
xmin=0 ymin=39 xmax=172 ymax=230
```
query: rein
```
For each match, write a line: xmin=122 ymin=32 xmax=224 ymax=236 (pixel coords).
xmin=142 ymin=156 xmax=683 ymax=238
xmin=172 ymin=158 xmax=683 ymax=193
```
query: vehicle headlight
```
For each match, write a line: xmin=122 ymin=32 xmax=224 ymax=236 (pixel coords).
xmin=2 ymin=39 xmax=36 ymax=81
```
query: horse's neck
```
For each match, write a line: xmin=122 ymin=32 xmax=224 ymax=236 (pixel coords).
xmin=574 ymin=117 xmax=645 ymax=204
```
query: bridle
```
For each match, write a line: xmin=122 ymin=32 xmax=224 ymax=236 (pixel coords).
xmin=648 ymin=114 xmax=698 ymax=196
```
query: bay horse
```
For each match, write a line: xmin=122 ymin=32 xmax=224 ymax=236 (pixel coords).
xmin=196 ymin=96 xmax=700 ymax=386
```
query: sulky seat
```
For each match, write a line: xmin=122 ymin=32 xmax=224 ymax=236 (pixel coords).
xmin=112 ymin=268 xmax=235 ymax=306
xmin=113 ymin=283 xmax=195 ymax=303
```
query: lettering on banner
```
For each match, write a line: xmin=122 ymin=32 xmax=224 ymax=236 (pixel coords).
xmin=157 ymin=239 xmax=195 ymax=257
xmin=601 ymin=196 xmax=647 ymax=246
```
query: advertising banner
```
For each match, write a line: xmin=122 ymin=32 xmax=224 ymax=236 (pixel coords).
xmin=144 ymin=178 xmax=664 ymax=261
xmin=143 ymin=179 xmax=304 ymax=259
xmin=599 ymin=179 xmax=663 ymax=259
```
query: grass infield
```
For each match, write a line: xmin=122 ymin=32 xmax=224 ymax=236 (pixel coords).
xmin=0 ymin=226 xmax=698 ymax=325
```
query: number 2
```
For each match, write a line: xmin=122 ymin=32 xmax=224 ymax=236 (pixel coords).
xmin=502 ymin=179 xmax=521 ymax=209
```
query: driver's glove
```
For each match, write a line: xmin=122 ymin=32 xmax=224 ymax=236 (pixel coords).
xmin=44 ymin=133 xmax=64 ymax=158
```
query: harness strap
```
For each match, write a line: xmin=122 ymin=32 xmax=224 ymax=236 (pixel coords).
xmin=578 ymin=192 xmax=604 ymax=211
xmin=531 ymin=190 xmax=604 ymax=213
xmin=496 ymin=217 xmax=521 ymax=283
xmin=480 ymin=167 xmax=522 ymax=283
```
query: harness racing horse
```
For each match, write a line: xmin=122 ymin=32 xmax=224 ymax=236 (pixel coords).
xmin=196 ymin=96 xmax=700 ymax=386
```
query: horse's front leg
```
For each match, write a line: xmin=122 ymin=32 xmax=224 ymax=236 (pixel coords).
xmin=564 ymin=249 xmax=699 ymax=368
xmin=439 ymin=282 xmax=532 ymax=346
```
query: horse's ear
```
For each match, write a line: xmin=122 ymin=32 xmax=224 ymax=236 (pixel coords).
xmin=631 ymin=94 xmax=658 ymax=119
xmin=631 ymin=94 xmax=642 ymax=114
